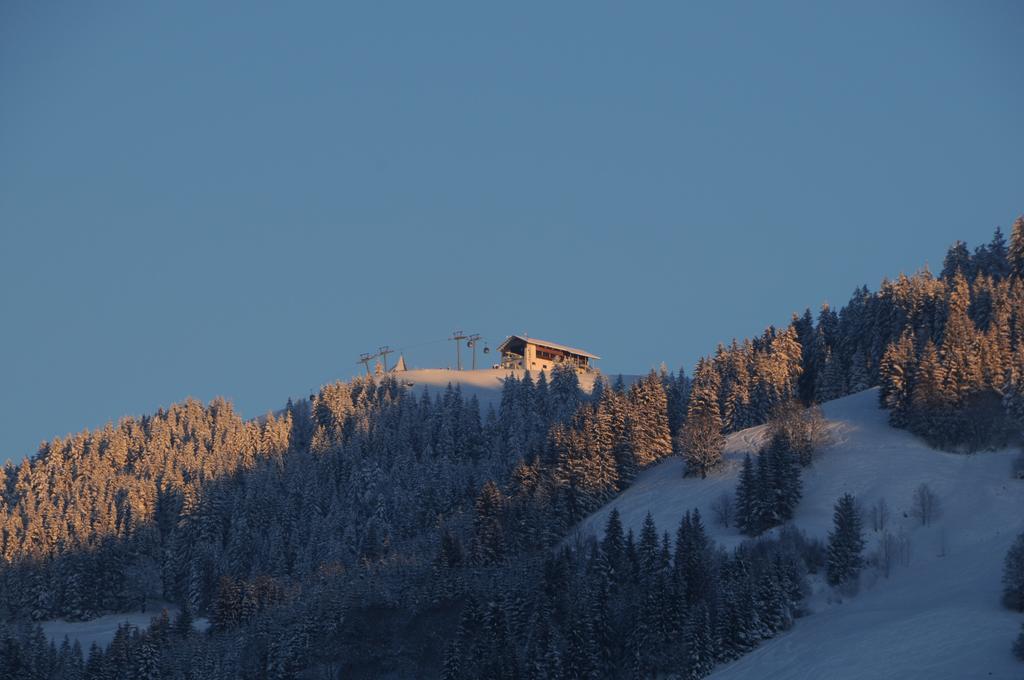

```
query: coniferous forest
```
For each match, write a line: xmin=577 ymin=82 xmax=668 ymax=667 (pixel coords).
xmin=1 ymin=215 xmax=1023 ymax=678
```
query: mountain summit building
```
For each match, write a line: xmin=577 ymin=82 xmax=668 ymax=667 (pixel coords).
xmin=497 ymin=335 xmax=599 ymax=373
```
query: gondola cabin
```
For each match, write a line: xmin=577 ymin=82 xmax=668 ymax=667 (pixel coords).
xmin=497 ymin=335 xmax=599 ymax=373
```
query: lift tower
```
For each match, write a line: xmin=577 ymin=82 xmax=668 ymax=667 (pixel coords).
xmin=357 ymin=352 xmax=376 ymax=377
xmin=466 ymin=334 xmax=482 ymax=370
xmin=378 ymin=346 xmax=394 ymax=372
xmin=449 ymin=330 xmax=468 ymax=370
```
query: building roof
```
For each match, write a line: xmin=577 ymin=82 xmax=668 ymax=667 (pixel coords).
xmin=497 ymin=335 xmax=601 ymax=360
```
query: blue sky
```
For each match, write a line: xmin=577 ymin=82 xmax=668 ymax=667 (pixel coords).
xmin=1 ymin=2 xmax=1022 ymax=462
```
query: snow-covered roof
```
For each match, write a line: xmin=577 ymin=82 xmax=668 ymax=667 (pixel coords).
xmin=497 ymin=335 xmax=601 ymax=360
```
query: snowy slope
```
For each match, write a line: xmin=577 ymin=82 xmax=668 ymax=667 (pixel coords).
xmin=573 ymin=389 xmax=1024 ymax=680
xmin=40 ymin=603 xmax=209 ymax=650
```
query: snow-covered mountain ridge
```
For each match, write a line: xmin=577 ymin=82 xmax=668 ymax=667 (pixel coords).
xmin=573 ymin=388 xmax=1024 ymax=680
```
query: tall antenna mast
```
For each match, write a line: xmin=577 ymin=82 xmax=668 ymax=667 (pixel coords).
xmin=378 ymin=345 xmax=394 ymax=372
xmin=449 ymin=330 xmax=467 ymax=370
xmin=466 ymin=334 xmax=482 ymax=370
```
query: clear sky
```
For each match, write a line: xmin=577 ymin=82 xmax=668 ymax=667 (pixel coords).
xmin=1 ymin=2 xmax=1022 ymax=463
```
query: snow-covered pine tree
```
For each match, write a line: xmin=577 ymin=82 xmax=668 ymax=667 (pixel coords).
xmin=601 ymin=508 xmax=628 ymax=588
xmin=627 ymin=590 xmax=654 ymax=678
xmin=981 ymin=225 xmax=1010 ymax=280
xmin=817 ymin=303 xmax=839 ymax=352
xmin=794 ymin=309 xmax=817 ymax=404
xmin=848 ymin=348 xmax=871 ymax=393
xmin=597 ymin=386 xmax=636 ymax=490
xmin=84 ymin=642 xmax=106 ymax=678
xmin=586 ymin=564 xmax=615 ymax=672
xmin=722 ymin=342 xmax=754 ymax=432
xmin=752 ymin=451 xmax=774 ymax=531
xmin=456 ymin=596 xmax=485 ymax=675
xmin=173 ymin=604 xmax=194 ymax=638
xmin=480 ymin=601 xmax=519 ymax=680
xmin=534 ymin=370 xmax=551 ymax=427
xmin=941 ymin=273 xmax=984 ymax=404
xmin=941 ymin=240 xmax=973 ymax=280
xmin=655 ymin=531 xmax=680 ymax=648
xmin=755 ymin=570 xmax=786 ymax=637
xmin=441 ymin=639 xmax=464 ymax=680
xmin=574 ymin=407 xmax=617 ymax=506
xmin=676 ymin=510 xmax=713 ymax=607
xmin=549 ymin=363 xmax=582 ymax=424
xmin=813 ymin=347 xmax=844 ymax=403
xmin=735 ymin=455 xmax=757 ymax=536
xmin=682 ymin=601 xmax=715 ymax=679
xmin=472 ymin=481 xmax=506 ymax=565
xmin=826 ymin=493 xmax=865 ymax=587
xmin=1003 ymin=344 xmax=1024 ymax=430
xmin=769 ymin=325 xmax=804 ymax=407
xmin=624 ymin=527 xmax=639 ymax=584
xmin=135 ymin=635 xmax=160 ymax=680
xmin=879 ymin=329 xmax=917 ymax=427
xmin=716 ymin=555 xmax=754 ymax=661
xmin=523 ymin=606 xmax=563 ymax=680
xmin=1002 ymin=532 xmax=1024 ymax=612
xmin=56 ymin=635 xmax=85 ymax=680
xmin=909 ymin=340 xmax=950 ymax=446
xmin=665 ymin=367 xmax=691 ymax=440
xmin=766 ymin=434 xmax=802 ymax=524
xmin=637 ymin=511 xmax=661 ymax=586
xmin=1009 ymin=215 xmax=1024 ymax=279
xmin=590 ymin=372 xmax=606 ymax=404
xmin=628 ymin=371 xmax=673 ymax=468
xmin=680 ymin=360 xmax=726 ymax=478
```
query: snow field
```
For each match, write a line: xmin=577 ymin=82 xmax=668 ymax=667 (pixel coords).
xmin=40 ymin=604 xmax=209 ymax=651
xmin=573 ymin=388 xmax=1024 ymax=679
